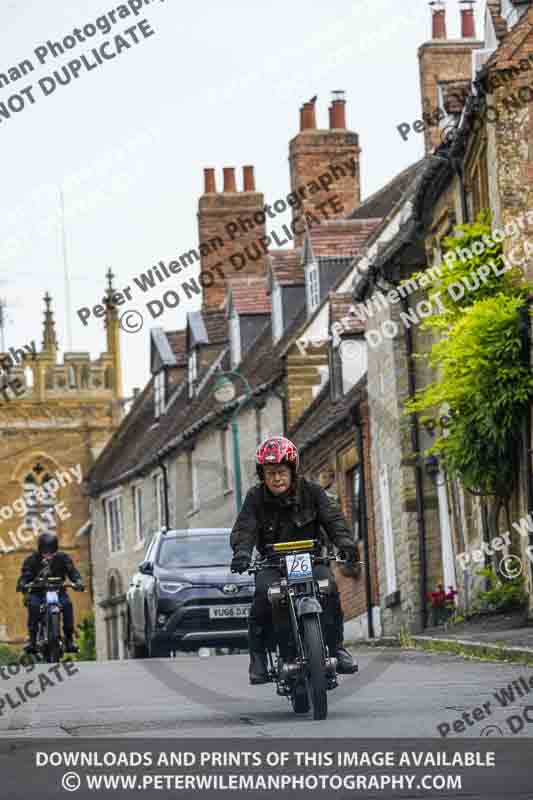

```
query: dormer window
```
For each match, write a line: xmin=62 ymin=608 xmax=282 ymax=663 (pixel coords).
xmin=306 ymin=262 xmax=320 ymax=315
xmin=230 ymin=313 xmax=241 ymax=368
xmin=154 ymin=369 xmax=166 ymax=418
xmin=188 ymin=348 xmax=197 ymax=399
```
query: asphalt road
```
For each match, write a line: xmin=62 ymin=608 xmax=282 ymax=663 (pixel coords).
xmin=1 ymin=646 xmax=533 ymax=739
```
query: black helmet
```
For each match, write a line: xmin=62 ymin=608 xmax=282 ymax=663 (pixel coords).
xmin=38 ymin=532 xmax=58 ymax=555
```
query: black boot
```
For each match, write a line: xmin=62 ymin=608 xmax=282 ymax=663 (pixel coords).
xmin=24 ymin=633 xmax=38 ymax=655
xmin=335 ymin=646 xmax=358 ymax=674
xmin=64 ymin=634 xmax=79 ymax=654
xmin=249 ymin=651 xmax=269 ymax=684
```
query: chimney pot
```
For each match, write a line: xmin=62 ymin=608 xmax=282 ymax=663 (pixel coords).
xmin=204 ymin=168 xmax=216 ymax=193
xmin=223 ymin=167 xmax=237 ymax=193
xmin=300 ymin=98 xmax=317 ymax=131
xmin=430 ymin=0 xmax=447 ymax=39
xmin=460 ymin=1 xmax=476 ymax=38
xmin=242 ymin=165 xmax=255 ymax=192
xmin=330 ymin=91 xmax=347 ymax=129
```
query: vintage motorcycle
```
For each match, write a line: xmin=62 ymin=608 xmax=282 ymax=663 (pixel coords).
xmin=247 ymin=538 xmax=360 ymax=721
xmin=23 ymin=576 xmax=83 ymax=663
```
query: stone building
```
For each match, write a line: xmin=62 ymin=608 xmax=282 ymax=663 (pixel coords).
xmin=0 ymin=277 xmax=122 ymax=647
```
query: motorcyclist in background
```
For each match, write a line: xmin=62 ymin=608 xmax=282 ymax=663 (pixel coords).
xmin=17 ymin=532 xmax=85 ymax=654
xmin=230 ymin=436 xmax=358 ymax=684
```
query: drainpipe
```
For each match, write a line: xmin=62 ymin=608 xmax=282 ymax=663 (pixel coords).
xmin=352 ymin=406 xmax=374 ymax=638
xmin=158 ymin=458 xmax=170 ymax=530
xmin=520 ymin=302 xmax=533 ymax=589
xmin=401 ymin=295 xmax=429 ymax=630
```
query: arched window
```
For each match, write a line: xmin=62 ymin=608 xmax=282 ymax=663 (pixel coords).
xmin=105 ymin=367 xmax=113 ymax=389
xmin=68 ymin=366 xmax=77 ymax=389
xmin=45 ymin=369 xmax=54 ymax=390
xmin=23 ymin=469 xmax=58 ymax=535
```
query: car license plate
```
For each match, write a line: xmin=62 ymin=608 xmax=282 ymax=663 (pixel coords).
xmin=209 ymin=605 xmax=250 ymax=619
xmin=286 ymin=552 xmax=313 ymax=582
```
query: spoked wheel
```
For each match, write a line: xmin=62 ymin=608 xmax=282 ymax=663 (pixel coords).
xmin=290 ymin=681 xmax=311 ymax=714
xmin=302 ymin=615 xmax=328 ymax=721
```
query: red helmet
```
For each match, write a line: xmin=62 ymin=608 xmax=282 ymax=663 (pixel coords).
xmin=256 ymin=436 xmax=299 ymax=480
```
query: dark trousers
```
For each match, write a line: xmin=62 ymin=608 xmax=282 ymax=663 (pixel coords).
xmin=248 ymin=563 xmax=343 ymax=655
xmin=27 ymin=593 xmax=74 ymax=637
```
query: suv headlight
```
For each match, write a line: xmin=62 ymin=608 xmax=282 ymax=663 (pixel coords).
xmin=160 ymin=582 xmax=191 ymax=594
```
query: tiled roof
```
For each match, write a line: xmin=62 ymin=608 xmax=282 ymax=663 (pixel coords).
xmin=226 ymin=276 xmax=271 ymax=315
xmin=330 ymin=292 xmax=365 ymax=334
xmin=268 ymin=248 xmax=304 ymax=287
xmin=349 ymin=160 xmax=425 ymax=221
xmin=289 ymin=377 xmax=366 ymax=453
xmin=309 ymin=219 xmax=382 ymax=259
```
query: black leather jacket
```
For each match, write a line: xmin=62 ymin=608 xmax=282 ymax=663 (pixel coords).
xmin=17 ymin=552 xmax=82 ymax=594
xmin=230 ymin=477 xmax=355 ymax=558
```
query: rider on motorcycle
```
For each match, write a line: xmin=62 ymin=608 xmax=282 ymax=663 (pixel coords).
xmin=16 ymin=532 xmax=84 ymax=654
xmin=230 ymin=436 xmax=358 ymax=684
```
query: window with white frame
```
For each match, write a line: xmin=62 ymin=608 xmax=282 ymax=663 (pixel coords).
xmin=230 ymin=313 xmax=241 ymax=368
xmin=272 ymin=281 xmax=283 ymax=341
xmin=133 ymin=485 xmax=144 ymax=543
xmin=306 ymin=262 xmax=320 ymax=314
xmin=104 ymin=495 xmax=124 ymax=554
xmin=220 ymin=428 xmax=232 ymax=492
xmin=154 ymin=369 xmax=166 ymax=418
xmin=187 ymin=451 xmax=199 ymax=513
xmin=188 ymin=348 xmax=197 ymax=399
xmin=153 ymin=473 xmax=165 ymax=530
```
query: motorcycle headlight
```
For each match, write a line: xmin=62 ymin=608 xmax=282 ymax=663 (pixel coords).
xmin=160 ymin=582 xmax=191 ymax=594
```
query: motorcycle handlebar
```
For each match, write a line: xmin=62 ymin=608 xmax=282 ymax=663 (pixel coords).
xmin=23 ymin=579 xmax=84 ymax=592
xmin=246 ymin=555 xmax=365 ymax=574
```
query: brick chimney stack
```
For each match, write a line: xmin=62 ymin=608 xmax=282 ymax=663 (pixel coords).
xmin=430 ymin=0 xmax=447 ymax=39
xmin=198 ymin=167 xmax=266 ymax=310
xmin=289 ymin=92 xmax=360 ymax=246
xmin=419 ymin=1 xmax=482 ymax=154
xmin=460 ymin=0 xmax=476 ymax=38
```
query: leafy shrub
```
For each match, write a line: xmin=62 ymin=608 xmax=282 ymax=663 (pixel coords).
xmin=0 ymin=644 xmax=21 ymax=665
xmin=75 ymin=613 xmax=96 ymax=661
xmin=473 ymin=566 xmax=526 ymax=612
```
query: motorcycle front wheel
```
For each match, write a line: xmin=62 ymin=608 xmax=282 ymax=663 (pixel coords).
xmin=302 ymin=615 xmax=328 ymax=721
xmin=290 ymin=681 xmax=310 ymax=714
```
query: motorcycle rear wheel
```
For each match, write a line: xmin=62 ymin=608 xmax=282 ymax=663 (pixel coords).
xmin=302 ymin=615 xmax=328 ymax=721
xmin=46 ymin=641 xmax=62 ymax=664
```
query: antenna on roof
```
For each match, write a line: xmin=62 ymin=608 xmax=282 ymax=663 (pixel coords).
xmin=59 ymin=184 xmax=73 ymax=351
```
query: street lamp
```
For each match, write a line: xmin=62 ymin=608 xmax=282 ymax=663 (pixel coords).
xmin=213 ymin=371 xmax=253 ymax=512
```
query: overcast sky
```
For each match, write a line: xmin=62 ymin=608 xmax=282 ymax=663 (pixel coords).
xmin=0 ymin=0 xmax=483 ymax=397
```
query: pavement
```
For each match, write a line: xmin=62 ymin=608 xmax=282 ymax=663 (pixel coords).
xmin=347 ymin=609 xmax=533 ymax=665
